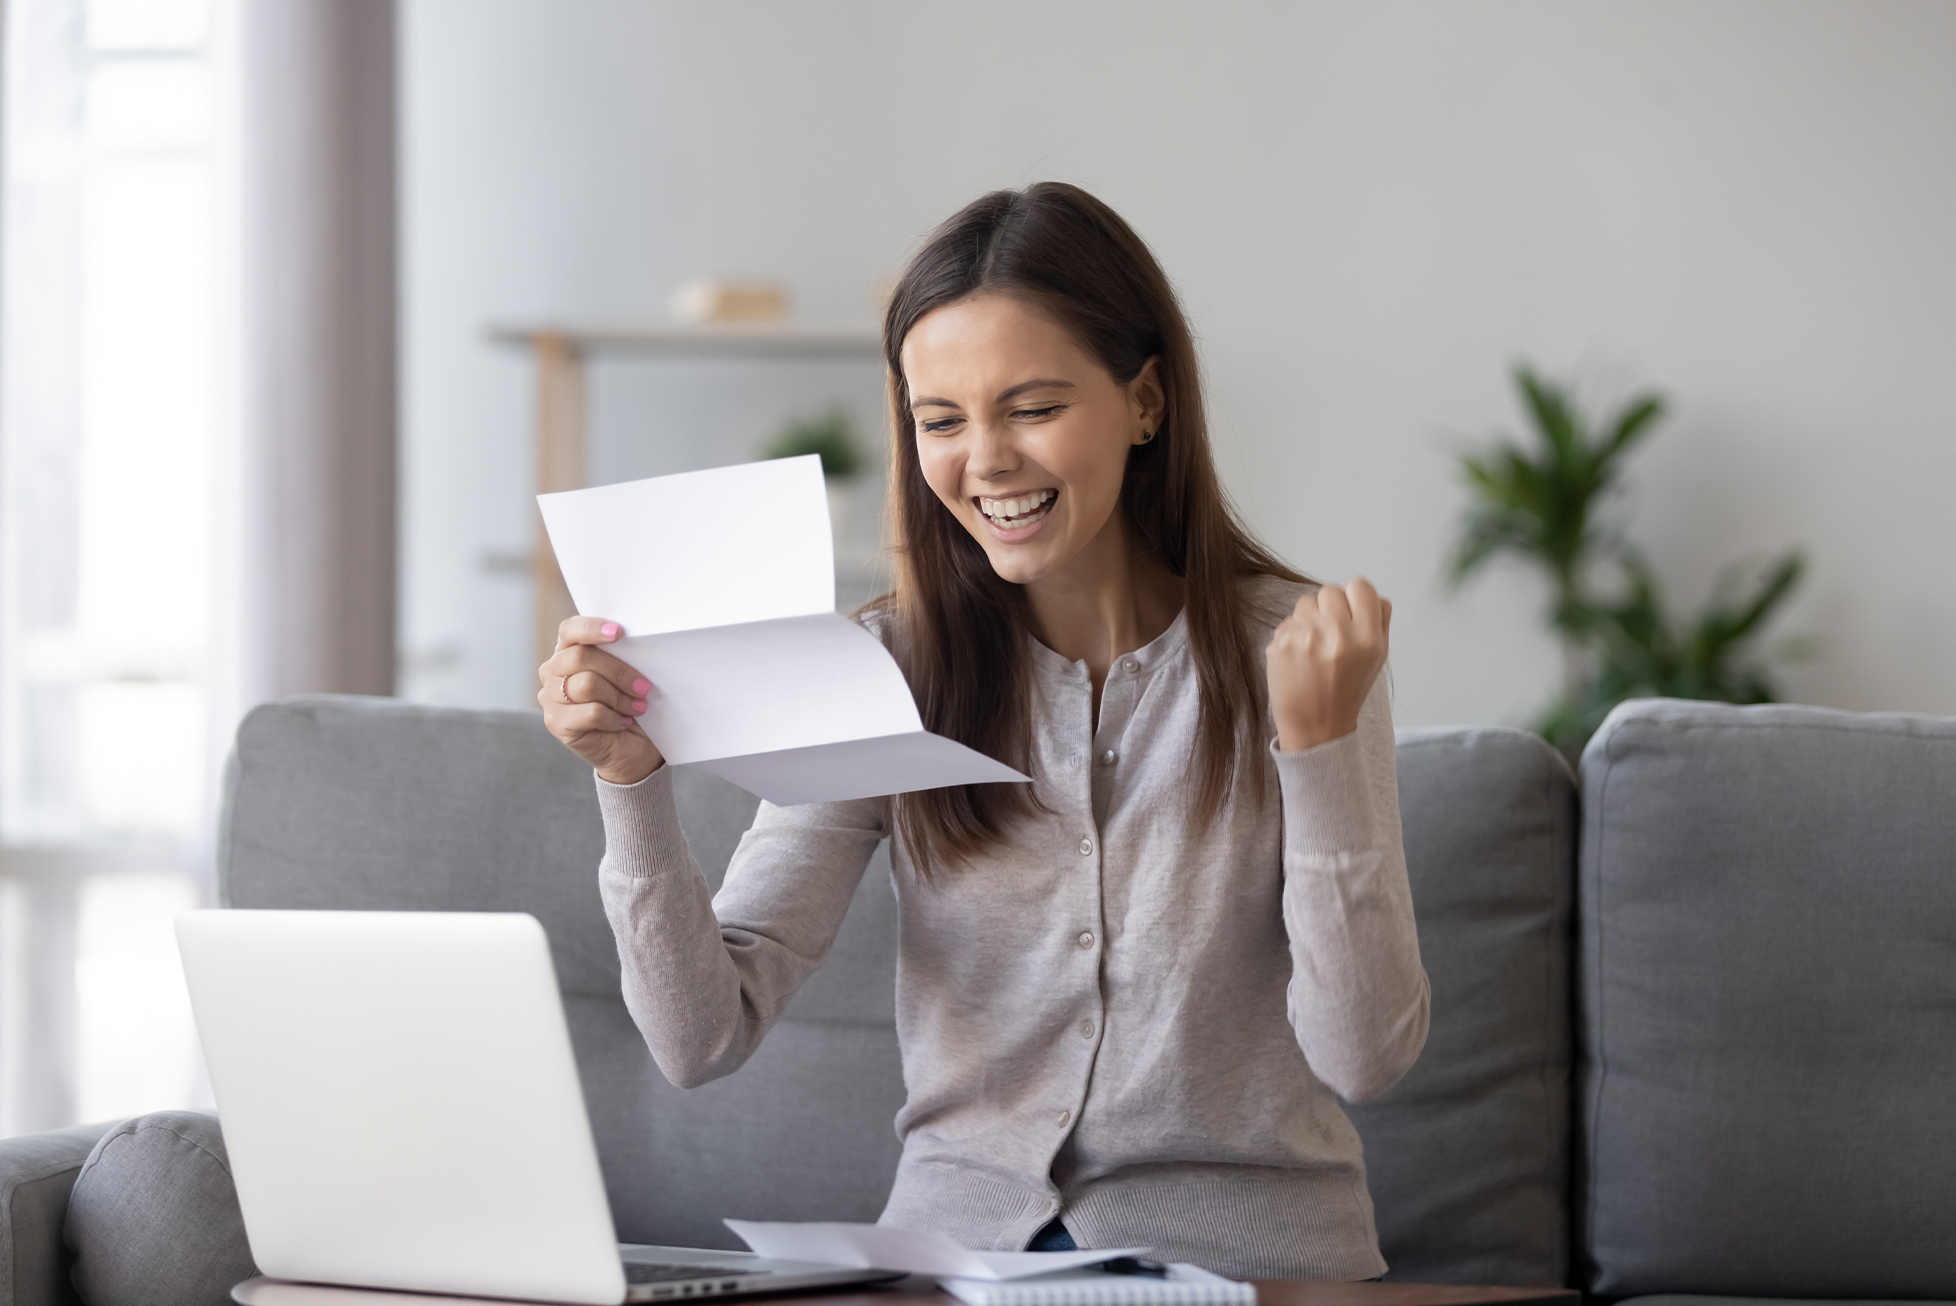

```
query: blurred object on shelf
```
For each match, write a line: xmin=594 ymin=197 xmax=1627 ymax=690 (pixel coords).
xmin=764 ymin=407 xmax=864 ymax=480
xmin=669 ymin=278 xmax=789 ymax=325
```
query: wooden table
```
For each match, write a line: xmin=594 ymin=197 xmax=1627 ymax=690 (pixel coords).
xmin=1245 ymin=1285 xmax=1574 ymax=1306
xmin=745 ymin=1278 xmax=1578 ymax=1306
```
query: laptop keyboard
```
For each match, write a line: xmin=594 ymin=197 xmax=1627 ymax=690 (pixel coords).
xmin=624 ymin=1263 xmax=771 ymax=1294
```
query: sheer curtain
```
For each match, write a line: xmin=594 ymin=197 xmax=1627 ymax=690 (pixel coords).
xmin=0 ymin=0 xmax=395 ymax=1137
xmin=229 ymin=0 xmax=396 ymax=715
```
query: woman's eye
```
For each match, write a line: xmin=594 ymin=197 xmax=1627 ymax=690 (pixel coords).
xmin=1012 ymin=404 xmax=1066 ymax=421
xmin=919 ymin=417 xmax=962 ymax=434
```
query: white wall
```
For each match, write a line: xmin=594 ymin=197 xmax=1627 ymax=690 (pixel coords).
xmin=400 ymin=0 xmax=1956 ymax=729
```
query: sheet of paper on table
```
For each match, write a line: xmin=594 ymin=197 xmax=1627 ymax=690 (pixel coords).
xmin=537 ymin=456 xmax=1032 ymax=806
xmin=724 ymin=1219 xmax=1150 ymax=1280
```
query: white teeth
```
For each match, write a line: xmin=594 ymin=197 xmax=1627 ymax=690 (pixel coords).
xmin=980 ymin=489 xmax=1055 ymax=522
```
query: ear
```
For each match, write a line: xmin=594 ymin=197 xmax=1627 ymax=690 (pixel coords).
xmin=1127 ymin=356 xmax=1166 ymax=443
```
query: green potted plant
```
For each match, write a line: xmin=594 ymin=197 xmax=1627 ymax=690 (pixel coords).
xmin=765 ymin=407 xmax=869 ymax=547
xmin=764 ymin=407 xmax=864 ymax=480
xmin=1448 ymin=366 xmax=1808 ymax=757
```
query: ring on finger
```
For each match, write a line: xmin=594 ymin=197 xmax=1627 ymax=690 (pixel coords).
xmin=560 ymin=674 xmax=574 ymax=705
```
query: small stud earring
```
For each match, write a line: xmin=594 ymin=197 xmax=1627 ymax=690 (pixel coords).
xmin=1140 ymin=428 xmax=1155 ymax=443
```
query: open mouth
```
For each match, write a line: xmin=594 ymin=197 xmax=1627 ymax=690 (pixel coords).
xmin=977 ymin=488 xmax=1057 ymax=532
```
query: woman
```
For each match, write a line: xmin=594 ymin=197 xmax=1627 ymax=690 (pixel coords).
xmin=540 ymin=183 xmax=1428 ymax=1280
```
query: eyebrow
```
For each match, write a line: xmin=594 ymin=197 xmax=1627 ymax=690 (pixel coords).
xmin=911 ymin=378 xmax=1077 ymax=411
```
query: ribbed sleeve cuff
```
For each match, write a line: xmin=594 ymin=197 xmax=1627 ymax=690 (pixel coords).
xmin=1272 ymin=732 xmax=1381 ymax=861
xmin=594 ymin=764 xmax=692 ymax=880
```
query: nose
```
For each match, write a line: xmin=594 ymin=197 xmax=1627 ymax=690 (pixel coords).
xmin=965 ymin=417 xmax=1019 ymax=483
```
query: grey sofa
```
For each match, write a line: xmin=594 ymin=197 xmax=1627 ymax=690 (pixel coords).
xmin=3 ymin=695 xmax=1951 ymax=1306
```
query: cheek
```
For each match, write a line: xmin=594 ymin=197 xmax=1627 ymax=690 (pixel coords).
xmin=914 ymin=440 xmax=966 ymax=510
xmin=1037 ymin=425 xmax=1127 ymax=508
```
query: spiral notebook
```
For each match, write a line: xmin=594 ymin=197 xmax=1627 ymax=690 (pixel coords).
xmin=939 ymin=1265 xmax=1257 ymax=1306
xmin=724 ymin=1219 xmax=1256 ymax=1306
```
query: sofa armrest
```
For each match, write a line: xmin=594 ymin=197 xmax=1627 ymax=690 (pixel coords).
xmin=1 ymin=1122 xmax=119 ymax=1306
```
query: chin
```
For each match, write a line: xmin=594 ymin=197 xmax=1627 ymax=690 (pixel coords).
xmin=977 ymin=543 xmax=1054 ymax=587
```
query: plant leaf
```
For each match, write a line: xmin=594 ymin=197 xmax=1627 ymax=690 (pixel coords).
xmin=1600 ymin=393 xmax=1665 ymax=463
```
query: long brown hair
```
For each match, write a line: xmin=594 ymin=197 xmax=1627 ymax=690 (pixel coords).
xmin=871 ymin=182 xmax=1305 ymax=871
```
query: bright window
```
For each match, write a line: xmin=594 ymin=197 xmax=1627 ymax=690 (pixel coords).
xmin=0 ymin=0 xmax=226 ymax=1134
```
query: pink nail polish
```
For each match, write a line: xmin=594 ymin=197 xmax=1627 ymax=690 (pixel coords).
xmin=631 ymin=699 xmax=648 ymax=713
xmin=632 ymin=678 xmax=650 ymax=694
xmin=601 ymin=622 xmax=620 ymax=640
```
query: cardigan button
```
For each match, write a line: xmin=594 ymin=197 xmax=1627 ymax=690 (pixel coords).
xmin=1055 ymin=1109 xmax=1071 ymax=1127
xmin=1078 ymin=837 xmax=1094 ymax=856
xmin=1077 ymin=931 xmax=1095 ymax=950
xmin=1120 ymin=657 xmax=1141 ymax=674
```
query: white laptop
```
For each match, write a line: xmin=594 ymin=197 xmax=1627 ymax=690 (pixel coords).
xmin=177 ymin=910 xmax=902 ymax=1306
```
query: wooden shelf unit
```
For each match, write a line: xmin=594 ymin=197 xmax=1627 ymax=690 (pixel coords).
xmin=491 ymin=324 xmax=885 ymax=666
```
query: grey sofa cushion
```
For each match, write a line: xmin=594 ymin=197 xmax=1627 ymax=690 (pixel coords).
xmin=0 ymin=1121 xmax=114 ymax=1306
xmin=64 ymin=1112 xmax=255 ymax=1306
xmin=1345 ymin=727 xmax=1575 ymax=1286
xmin=219 ymin=697 xmax=621 ymax=999
xmin=1578 ymin=699 xmax=1956 ymax=1298
xmin=220 ymin=695 xmax=903 ymax=1244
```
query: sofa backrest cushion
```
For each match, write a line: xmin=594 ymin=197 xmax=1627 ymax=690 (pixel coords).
xmin=1577 ymin=699 xmax=1956 ymax=1298
xmin=1346 ymin=726 xmax=1575 ymax=1287
xmin=219 ymin=696 xmax=902 ymax=1247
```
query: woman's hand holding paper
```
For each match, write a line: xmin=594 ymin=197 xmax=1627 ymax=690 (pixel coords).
xmin=539 ymin=616 xmax=664 ymax=786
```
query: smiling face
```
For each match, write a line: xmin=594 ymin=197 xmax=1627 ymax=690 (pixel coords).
xmin=901 ymin=292 xmax=1162 ymax=588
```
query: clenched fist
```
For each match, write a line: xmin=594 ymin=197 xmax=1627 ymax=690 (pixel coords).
xmin=539 ymin=616 xmax=664 ymax=786
xmin=1265 ymin=578 xmax=1392 ymax=753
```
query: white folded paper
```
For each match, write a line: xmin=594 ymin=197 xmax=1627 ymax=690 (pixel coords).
xmin=724 ymin=1219 xmax=1150 ymax=1281
xmin=537 ymin=456 xmax=1032 ymax=805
